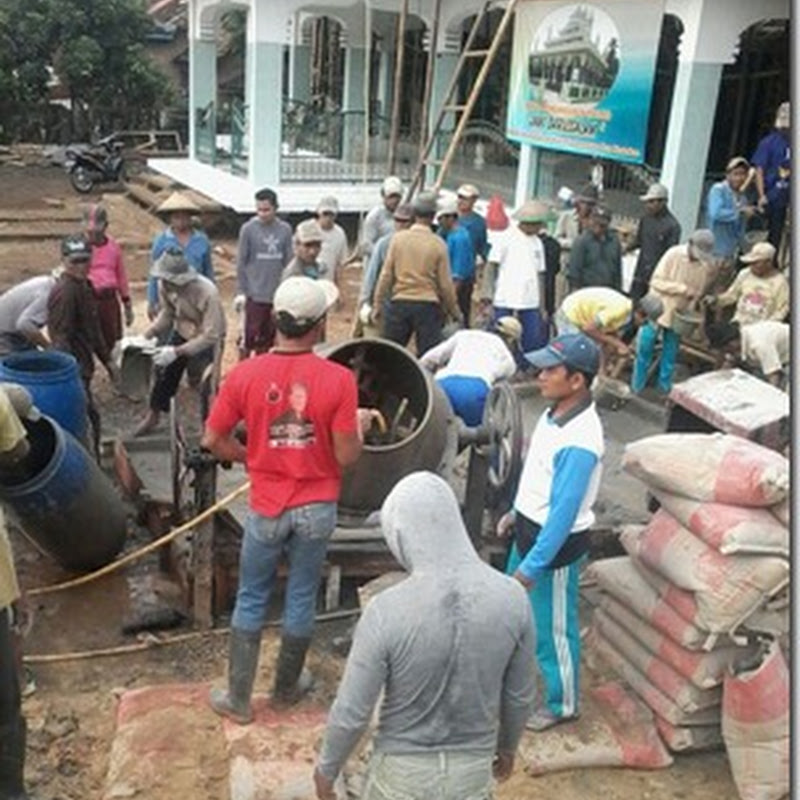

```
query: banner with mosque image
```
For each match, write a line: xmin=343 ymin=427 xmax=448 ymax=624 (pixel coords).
xmin=506 ymin=0 xmax=665 ymax=164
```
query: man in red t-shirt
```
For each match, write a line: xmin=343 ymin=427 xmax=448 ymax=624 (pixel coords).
xmin=203 ymin=276 xmax=366 ymax=724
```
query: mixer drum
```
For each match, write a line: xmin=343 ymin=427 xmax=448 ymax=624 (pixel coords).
xmin=323 ymin=338 xmax=454 ymax=516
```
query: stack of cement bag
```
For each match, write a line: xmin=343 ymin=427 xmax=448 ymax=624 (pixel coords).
xmin=586 ymin=433 xmax=789 ymax=799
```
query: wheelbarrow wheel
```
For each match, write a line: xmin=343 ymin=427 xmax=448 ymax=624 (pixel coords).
xmin=480 ymin=382 xmax=523 ymax=509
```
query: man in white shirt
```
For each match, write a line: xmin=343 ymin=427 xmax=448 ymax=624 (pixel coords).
xmin=315 ymin=196 xmax=349 ymax=289
xmin=481 ymin=200 xmax=550 ymax=368
xmin=419 ymin=317 xmax=521 ymax=426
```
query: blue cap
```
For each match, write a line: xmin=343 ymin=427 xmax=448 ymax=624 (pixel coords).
xmin=524 ymin=333 xmax=600 ymax=374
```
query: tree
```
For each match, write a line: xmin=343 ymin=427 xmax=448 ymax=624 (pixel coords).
xmin=0 ymin=0 xmax=175 ymax=142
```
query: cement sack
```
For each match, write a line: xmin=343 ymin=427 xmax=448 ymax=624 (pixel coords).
xmin=770 ymin=498 xmax=789 ymax=527
xmin=587 ymin=626 xmax=721 ymax=727
xmin=593 ymin=610 xmax=722 ymax=712
xmin=598 ymin=596 xmax=754 ymax=688
xmin=520 ymin=681 xmax=673 ymax=775
xmin=651 ymin=490 xmax=789 ymax=557
xmin=622 ymin=433 xmax=788 ymax=506
xmin=654 ymin=715 xmax=724 ymax=753
xmin=722 ymin=642 xmax=789 ymax=800
xmin=588 ymin=556 xmax=709 ymax=650
xmin=619 ymin=520 xmax=789 ymax=635
xmin=740 ymin=605 xmax=789 ymax=638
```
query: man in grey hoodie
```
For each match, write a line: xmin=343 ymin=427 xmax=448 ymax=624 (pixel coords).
xmin=313 ymin=471 xmax=536 ymax=800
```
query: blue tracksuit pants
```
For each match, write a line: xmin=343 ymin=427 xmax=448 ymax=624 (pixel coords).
xmin=506 ymin=542 xmax=583 ymax=718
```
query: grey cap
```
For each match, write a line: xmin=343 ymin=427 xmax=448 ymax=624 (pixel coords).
xmin=413 ymin=191 xmax=438 ymax=218
xmin=640 ymin=183 xmax=669 ymax=202
xmin=688 ymin=229 xmax=715 ymax=262
xmin=637 ymin=293 xmax=664 ymax=321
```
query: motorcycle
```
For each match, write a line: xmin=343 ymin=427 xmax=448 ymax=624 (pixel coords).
xmin=65 ymin=134 xmax=127 ymax=193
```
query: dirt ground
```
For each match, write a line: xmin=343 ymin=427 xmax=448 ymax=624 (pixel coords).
xmin=0 ymin=164 xmax=738 ymax=799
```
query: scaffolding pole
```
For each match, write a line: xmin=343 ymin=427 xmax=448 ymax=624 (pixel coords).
xmin=417 ymin=0 xmax=442 ymax=190
xmin=387 ymin=0 xmax=409 ymax=175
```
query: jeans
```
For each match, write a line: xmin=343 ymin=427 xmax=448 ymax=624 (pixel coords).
xmin=231 ymin=503 xmax=337 ymax=637
xmin=383 ymin=300 xmax=444 ymax=356
xmin=632 ymin=321 xmax=680 ymax=394
xmin=362 ymin=750 xmax=494 ymax=800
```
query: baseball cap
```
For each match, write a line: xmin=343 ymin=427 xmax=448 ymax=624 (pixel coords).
xmin=726 ymin=156 xmax=749 ymax=173
xmin=316 ymin=195 xmax=339 ymax=215
xmin=640 ymin=183 xmax=669 ymax=202
xmin=274 ymin=276 xmax=339 ymax=324
xmin=393 ymin=203 xmax=413 ymax=221
xmin=524 ymin=333 xmax=600 ymax=375
xmin=740 ymin=241 xmax=776 ymax=264
xmin=456 ymin=183 xmax=480 ymax=199
xmin=494 ymin=316 xmax=522 ymax=343
xmin=513 ymin=199 xmax=552 ymax=223
xmin=413 ymin=191 xmax=438 ymax=218
xmin=61 ymin=234 xmax=92 ymax=262
xmin=295 ymin=218 xmax=323 ymax=244
xmin=83 ymin=203 xmax=108 ymax=231
xmin=382 ymin=176 xmax=403 ymax=197
xmin=436 ymin=197 xmax=459 ymax=218
xmin=688 ymin=229 xmax=715 ymax=262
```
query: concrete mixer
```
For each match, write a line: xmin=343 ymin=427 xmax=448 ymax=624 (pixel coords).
xmin=164 ymin=337 xmax=525 ymax=624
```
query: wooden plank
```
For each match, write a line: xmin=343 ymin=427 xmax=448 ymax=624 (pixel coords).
xmin=125 ymin=181 xmax=163 ymax=211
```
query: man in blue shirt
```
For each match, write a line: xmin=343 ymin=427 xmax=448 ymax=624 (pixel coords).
xmin=497 ymin=333 xmax=604 ymax=731
xmin=147 ymin=192 xmax=215 ymax=320
xmin=436 ymin=198 xmax=476 ymax=326
xmin=706 ymin=157 xmax=757 ymax=273
xmin=456 ymin=184 xmax=488 ymax=264
xmin=751 ymin=101 xmax=791 ymax=249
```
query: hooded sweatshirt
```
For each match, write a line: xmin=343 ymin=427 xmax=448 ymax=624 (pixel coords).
xmin=317 ymin=472 xmax=536 ymax=781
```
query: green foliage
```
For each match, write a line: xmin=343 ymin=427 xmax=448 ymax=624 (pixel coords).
xmin=0 ymin=0 xmax=175 ymax=142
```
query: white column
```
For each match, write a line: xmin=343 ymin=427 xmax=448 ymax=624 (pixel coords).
xmin=514 ymin=144 xmax=540 ymax=208
xmin=189 ymin=36 xmax=217 ymax=160
xmin=660 ymin=61 xmax=724 ymax=234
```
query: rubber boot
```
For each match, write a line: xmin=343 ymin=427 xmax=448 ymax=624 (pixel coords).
xmin=270 ymin=634 xmax=313 ymax=710
xmin=0 ymin=716 xmax=29 ymax=799
xmin=209 ymin=628 xmax=261 ymax=725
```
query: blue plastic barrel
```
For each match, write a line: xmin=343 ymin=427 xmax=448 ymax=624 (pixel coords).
xmin=0 ymin=415 xmax=126 ymax=571
xmin=0 ymin=351 xmax=88 ymax=442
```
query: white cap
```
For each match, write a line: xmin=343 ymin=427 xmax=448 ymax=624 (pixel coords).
xmin=382 ymin=176 xmax=403 ymax=196
xmin=456 ymin=183 xmax=479 ymax=198
xmin=274 ymin=277 xmax=339 ymax=324
xmin=436 ymin=197 xmax=459 ymax=218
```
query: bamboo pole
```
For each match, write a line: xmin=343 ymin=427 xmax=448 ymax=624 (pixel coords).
xmin=387 ymin=0 xmax=409 ymax=175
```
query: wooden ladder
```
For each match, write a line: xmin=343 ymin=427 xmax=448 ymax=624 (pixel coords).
xmin=405 ymin=0 xmax=520 ymax=199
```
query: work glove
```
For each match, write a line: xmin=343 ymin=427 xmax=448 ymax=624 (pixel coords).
xmin=358 ymin=303 xmax=372 ymax=326
xmin=233 ymin=294 xmax=246 ymax=314
xmin=1 ymin=383 xmax=40 ymax=422
xmin=123 ymin=300 xmax=134 ymax=327
xmin=152 ymin=346 xmax=178 ymax=368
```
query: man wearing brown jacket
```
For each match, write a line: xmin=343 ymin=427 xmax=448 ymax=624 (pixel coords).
xmin=373 ymin=192 xmax=461 ymax=355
